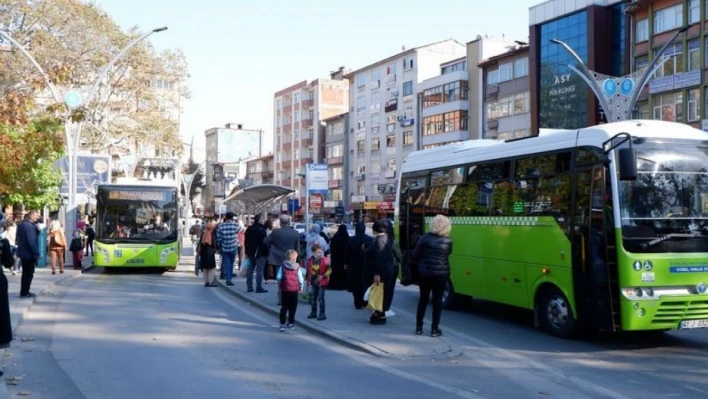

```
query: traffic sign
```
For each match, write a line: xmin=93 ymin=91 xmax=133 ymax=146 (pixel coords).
xmin=64 ymin=91 xmax=82 ymax=108
xmin=287 ymin=198 xmax=300 ymax=214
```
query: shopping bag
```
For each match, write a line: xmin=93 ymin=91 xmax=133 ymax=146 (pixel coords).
xmin=239 ymin=258 xmax=252 ymax=278
xmin=363 ymin=285 xmax=372 ymax=301
xmin=366 ymin=283 xmax=384 ymax=312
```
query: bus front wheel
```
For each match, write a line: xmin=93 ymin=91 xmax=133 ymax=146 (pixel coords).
xmin=441 ymin=278 xmax=465 ymax=310
xmin=540 ymin=288 xmax=577 ymax=338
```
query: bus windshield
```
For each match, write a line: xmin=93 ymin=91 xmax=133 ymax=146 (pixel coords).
xmin=96 ymin=187 xmax=178 ymax=244
xmin=618 ymin=140 xmax=708 ymax=253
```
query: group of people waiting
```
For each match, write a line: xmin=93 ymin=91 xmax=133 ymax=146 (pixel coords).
xmin=194 ymin=211 xmax=454 ymax=337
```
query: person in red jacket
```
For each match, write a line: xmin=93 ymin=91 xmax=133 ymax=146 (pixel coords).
xmin=306 ymin=244 xmax=331 ymax=321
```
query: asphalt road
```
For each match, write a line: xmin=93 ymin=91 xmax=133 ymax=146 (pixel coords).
xmin=4 ymin=258 xmax=708 ymax=398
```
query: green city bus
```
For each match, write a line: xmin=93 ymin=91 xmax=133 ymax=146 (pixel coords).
xmin=94 ymin=184 xmax=181 ymax=270
xmin=396 ymin=120 xmax=708 ymax=337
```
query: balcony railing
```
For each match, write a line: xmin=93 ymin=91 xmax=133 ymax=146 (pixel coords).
xmin=302 ymin=99 xmax=314 ymax=108
xmin=301 ymin=137 xmax=313 ymax=147
xmin=301 ymin=118 xmax=313 ymax=129
xmin=281 ymin=106 xmax=292 ymax=114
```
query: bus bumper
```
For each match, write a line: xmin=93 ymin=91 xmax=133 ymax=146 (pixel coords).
xmin=94 ymin=242 xmax=180 ymax=268
xmin=620 ymin=296 xmax=708 ymax=331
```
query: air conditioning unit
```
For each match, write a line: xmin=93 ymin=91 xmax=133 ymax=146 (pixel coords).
xmin=397 ymin=115 xmax=404 ymax=121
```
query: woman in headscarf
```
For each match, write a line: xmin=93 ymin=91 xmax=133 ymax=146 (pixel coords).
xmin=48 ymin=220 xmax=67 ymax=275
xmin=363 ymin=220 xmax=395 ymax=325
xmin=305 ymin=224 xmax=329 ymax=260
xmin=346 ymin=222 xmax=372 ymax=309
xmin=198 ymin=221 xmax=218 ymax=287
xmin=384 ymin=219 xmax=403 ymax=316
xmin=328 ymin=225 xmax=349 ymax=290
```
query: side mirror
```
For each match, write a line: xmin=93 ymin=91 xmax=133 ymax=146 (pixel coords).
xmin=618 ymin=148 xmax=637 ymax=181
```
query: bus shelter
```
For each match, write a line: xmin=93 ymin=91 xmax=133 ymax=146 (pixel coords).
xmin=221 ymin=184 xmax=295 ymax=217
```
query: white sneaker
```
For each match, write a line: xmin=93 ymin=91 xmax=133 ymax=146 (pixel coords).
xmin=385 ymin=310 xmax=395 ymax=318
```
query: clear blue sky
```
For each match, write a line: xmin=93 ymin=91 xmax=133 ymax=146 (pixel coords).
xmin=96 ymin=0 xmax=539 ymax=158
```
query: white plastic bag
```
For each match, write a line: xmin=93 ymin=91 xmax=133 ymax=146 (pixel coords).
xmin=363 ymin=285 xmax=372 ymax=301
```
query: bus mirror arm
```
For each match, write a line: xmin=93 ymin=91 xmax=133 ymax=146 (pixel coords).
xmin=602 ymin=133 xmax=637 ymax=181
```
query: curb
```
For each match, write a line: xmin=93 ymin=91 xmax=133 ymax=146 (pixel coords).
xmin=215 ymin=280 xmax=463 ymax=360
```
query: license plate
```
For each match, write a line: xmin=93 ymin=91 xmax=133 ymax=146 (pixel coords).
xmin=679 ymin=319 xmax=708 ymax=329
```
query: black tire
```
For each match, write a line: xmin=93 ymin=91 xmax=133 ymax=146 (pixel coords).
xmin=539 ymin=287 xmax=578 ymax=338
xmin=441 ymin=278 xmax=465 ymax=310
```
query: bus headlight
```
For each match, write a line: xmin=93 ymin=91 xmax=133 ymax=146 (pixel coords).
xmin=622 ymin=287 xmax=654 ymax=300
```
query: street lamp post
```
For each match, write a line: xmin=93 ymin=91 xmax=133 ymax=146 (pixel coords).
xmin=0 ymin=27 xmax=168 ymax=266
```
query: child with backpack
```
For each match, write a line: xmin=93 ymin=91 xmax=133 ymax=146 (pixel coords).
xmin=69 ymin=230 xmax=85 ymax=270
xmin=306 ymin=244 xmax=330 ymax=321
xmin=276 ymin=249 xmax=304 ymax=332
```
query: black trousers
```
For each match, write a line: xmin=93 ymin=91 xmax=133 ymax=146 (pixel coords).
xmin=85 ymin=239 xmax=94 ymax=256
xmin=280 ymin=291 xmax=299 ymax=325
xmin=416 ymin=276 xmax=446 ymax=329
xmin=20 ymin=259 xmax=36 ymax=296
xmin=384 ymin=266 xmax=399 ymax=312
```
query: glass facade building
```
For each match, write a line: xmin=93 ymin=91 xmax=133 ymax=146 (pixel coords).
xmin=538 ymin=11 xmax=589 ymax=129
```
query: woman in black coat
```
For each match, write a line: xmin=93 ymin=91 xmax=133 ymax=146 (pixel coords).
xmin=412 ymin=214 xmax=453 ymax=337
xmin=346 ymin=222 xmax=372 ymax=309
xmin=363 ymin=220 xmax=395 ymax=325
xmin=198 ymin=221 xmax=219 ymax=287
xmin=1 ymin=213 xmax=13 ymax=376
xmin=328 ymin=225 xmax=349 ymax=290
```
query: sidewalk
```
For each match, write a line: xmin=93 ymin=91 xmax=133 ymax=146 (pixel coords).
xmin=215 ymin=270 xmax=462 ymax=360
xmin=2 ymin=260 xmax=89 ymax=399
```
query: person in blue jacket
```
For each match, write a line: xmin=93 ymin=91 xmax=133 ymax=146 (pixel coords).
xmin=16 ymin=210 xmax=41 ymax=298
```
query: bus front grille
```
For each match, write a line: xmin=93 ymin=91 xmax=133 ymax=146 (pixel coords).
xmin=651 ymin=300 xmax=708 ymax=325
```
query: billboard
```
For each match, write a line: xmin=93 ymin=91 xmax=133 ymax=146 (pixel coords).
xmin=216 ymin=128 xmax=262 ymax=163
xmin=306 ymin=163 xmax=328 ymax=195
xmin=56 ymin=154 xmax=111 ymax=203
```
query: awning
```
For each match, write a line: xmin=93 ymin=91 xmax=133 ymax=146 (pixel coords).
xmin=222 ymin=184 xmax=295 ymax=215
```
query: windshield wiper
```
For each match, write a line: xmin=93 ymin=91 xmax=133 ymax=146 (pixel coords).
xmin=640 ymin=232 xmax=703 ymax=249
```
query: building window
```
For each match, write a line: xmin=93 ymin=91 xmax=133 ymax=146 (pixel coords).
xmin=498 ymin=95 xmax=513 ymax=117
xmin=653 ymin=91 xmax=683 ymax=122
xmin=357 ymin=140 xmax=365 ymax=151
xmin=326 ymin=144 xmax=344 ymax=158
xmin=403 ymin=57 xmax=414 ymax=70
xmin=635 ymin=19 xmax=648 ymax=42
xmin=441 ymin=60 xmax=466 ymax=74
xmin=688 ymin=88 xmax=700 ymax=121
xmin=403 ymin=131 xmax=413 ymax=146
xmin=371 ymin=162 xmax=381 ymax=173
xmin=487 ymin=101 xmax=500 ymax=120
xmin=358 ymin=184 xmax=366 ymax=195
xmin=386 ymin=134 xmax=396 ymax=147
xmin=499 ymin=62 xmax=513 ymax=82
xmin=422 ymin=86 xmax=443 ymax=108
xmin=487 ymin=69 xmax=500 ymax=85
xmin=423 ymin=114 xmax=443 ymax=135
xmin=357 ymin=96 xmax=366 ymax=113
xmin=635 ymin=101 xmax=650 ymax=119
xmin=689 ymin=0 xmax=700 ymax=23
xmin=635 ymin=55 xmax=648 ymax=71
xmin=356 ymin=74 xmax=366 ymax=87
xmin=689 ymin=39 xmax=701 ymax=71
xmin=514 ymin=58 xmax=528 ymax=78
xmin=654 ymin=44 xmax=683 ymax=77
xmin=357 ymin=163 xmax=366 ymax=174
xmin=329 ymin=166 xmax=343 ymax=180
xmin=402 ymin=81 xmax=413 ymax=96
xmin=294 ymin=92 xmax=301 ymax=104
xmin=356 ymin=119 xmax=366 ymax=130
xmin=387 ymin=64 xmax=397 ymax=76
xmin=371 ymin=138 xmax=380 ymax=151
xmin=513 ymin=92 xmax=530 ymax=114
xmin=423 ymin=111 xmax=468 ymax=135
xmin=372 ymin=69 xmax=381 ymax=82
xmin=372 ymin=114 xmax=380 ymax=127
xmin=444 ymin=81 xmax=461 ymax=101
xmin=387 ymin=159 xmax=396 ymax=172
xmin=654 ymin=4 xmax=683 ymax=34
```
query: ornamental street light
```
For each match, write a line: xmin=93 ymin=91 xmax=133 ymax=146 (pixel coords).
xmin=0 ymin=26 xmax=168 ymax=266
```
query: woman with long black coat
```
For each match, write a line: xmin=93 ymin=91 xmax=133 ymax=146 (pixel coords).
xmin=363 ymin=220 xmax=395 ymax=325
xmin=346 ymin=222 xmax=372 ymax=309
xmin=328 ymin=225 xmax=349 ymax=290
xmin=1 ymin=212 xmax=13 ymax=376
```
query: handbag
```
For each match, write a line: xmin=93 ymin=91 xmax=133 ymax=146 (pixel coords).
xmin=238 ymin=257 xmax=252 ymax=278
xmin=365 ymin=283 xmax=384 ymax=312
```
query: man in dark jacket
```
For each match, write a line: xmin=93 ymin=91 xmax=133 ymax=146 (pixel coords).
xmin=264 ymin=215 xmax=300 ymax=267
xmin=244 ymin=214 xmax=268 ymax=293
xmin=16 ymin=210 xmax=40 ymax=298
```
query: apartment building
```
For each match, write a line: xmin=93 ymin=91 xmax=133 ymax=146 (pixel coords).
xmin=272 ymin=68 xmax=349 ymax=216
xmin=629 ymin=0 xmax=706 ymax=129
xmin=479 ymin=44 xmax=531 ymax=140
xmin=417 ymin=57 xmax=470 ymax=149
xmin=245 ymin=154 xmax=274 ymax=186
xmin=323 ymin=113 xmax=349 ymax=221
xmin=345 ymin=39 xmax=466 ymax=220
xmin=529 ymin=0 xmax=629 ymax=132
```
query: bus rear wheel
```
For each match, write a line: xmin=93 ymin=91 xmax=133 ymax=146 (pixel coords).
xmin=540 ymin=287 xmax=577 ymax=338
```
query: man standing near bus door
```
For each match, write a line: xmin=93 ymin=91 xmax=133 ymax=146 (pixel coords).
xmin=217 ymin=212 xmax=239 ymax=286
xmin=16 ymin=211 xmax=40 ymax=298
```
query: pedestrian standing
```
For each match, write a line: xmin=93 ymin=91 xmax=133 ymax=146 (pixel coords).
xmin=198 ymin=221 xmax=219 ymax=287
xmin=305 ymin=224 xmax=329 ymax=260
xmin=328 ymin=225 xmax=349 ymax=290
xmin=244 ymin=214 xmax=268 ymax=293
xmin=346 ymin=222 xmax=372 ymax=309
xmin=264 ymin=215 xmax=300 ymax=304
xmin=69 ymin=230 xmax=85 ymax=270
xmin=384 ymin=219 xmax=403 ymax=317
xmin=84 ymin=224 xmax=95 ymax=256
xmin=216 ymin=212 xmax=239 ymax=286
xmin=363 ymin=220 xmax=395 ymax=325
xmin=2 ymin=220 xmax=18 ymax=275
xmin=306 ymin=244 xmax=330 ymax=321
xmin=48 ymin=220 xmax=67 ymax=275
xmin=1 ymin=210 xmax=13 ymax=370
xmin=412 ymin=214 xmax=453 ymax=337
xmin=277 ymin=249 xmax=303 ymax=332
xmin=16 ymin=210 xmax=40 ymax=298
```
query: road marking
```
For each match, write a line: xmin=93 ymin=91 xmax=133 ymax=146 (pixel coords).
xmin=391 ymin=306 xmax=633 ymax=399
xmin=210 ymin=288 xmax=484 ymax=399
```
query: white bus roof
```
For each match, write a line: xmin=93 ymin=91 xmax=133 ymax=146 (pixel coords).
xmin=402 ymin=120 xmax=707 ymax=174
xmin=114 ymin=177 xmax=178 ymax=187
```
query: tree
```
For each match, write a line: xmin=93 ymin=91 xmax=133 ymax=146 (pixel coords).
xmin=181 ymin=158 xmax=205 ymax=213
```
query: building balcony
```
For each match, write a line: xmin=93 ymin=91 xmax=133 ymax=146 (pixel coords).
xmin=282 ymin=106 xmax=292 ymax=114
xmin=294 ymin=103 xmax=300 ymax=112
xmin=328 ymin=179 xmax=341 ymax=188
xmin=487 ymin=119 xmax=499 ymax=129
xmin=302 ymin=99 xmax=314 ymax=108
xmin=282 ymin=123 xmax=292 ymax=131
xmin=261 ymin=169 xmax=274 ymax=178
xmin=282 ymin=141 xmax=292 ymax=152
xmin=327 ymin=156 xmax=343 ymax=165
xmin=301 ymin=118 xmax=314 ymax=129
xmin=300 ymin=137 xmax=313 ymax=147
xmin=487 ymin=84 xmax=499 ymax=96
xmin=300 ymin=157 xmax=313 ymax=166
